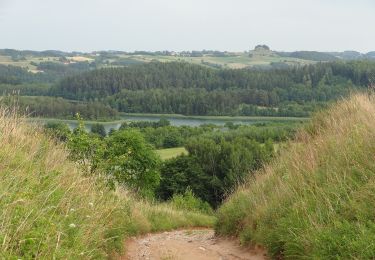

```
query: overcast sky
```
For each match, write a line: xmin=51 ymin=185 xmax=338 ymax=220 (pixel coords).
xmin=0 ymin=0 xmax=374 ymax=52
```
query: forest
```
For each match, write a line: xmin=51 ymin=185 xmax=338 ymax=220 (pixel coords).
xmin=54 ymin=61 xmax=372 ymax=116
xmin=1 ymin=60 xmax=375 ymax=118
xmin=45 ymin=118 xmax=300 ymax=207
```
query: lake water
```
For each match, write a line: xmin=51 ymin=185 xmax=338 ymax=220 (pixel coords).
xmin=36 ymin=115 xmax=305 ymax=133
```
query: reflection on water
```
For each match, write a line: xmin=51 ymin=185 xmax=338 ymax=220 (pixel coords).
xmin=35 ymin=115 xmax=302 ymax=133
xmin=65 ymin=115 xmax=261 ymax=133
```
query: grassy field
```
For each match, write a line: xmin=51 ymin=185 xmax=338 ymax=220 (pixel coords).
xmin=0 ymin=112 xmax=214 ymax=259
xmin=0 ymin=51 xmax=315 ymax=71
xmin=156 ymin=147 xmax=188 ymax=160
xmin=216 ymin=94 xmax=375 ymax=259
xmin=117 ymin=53 xmax=314 ymax=69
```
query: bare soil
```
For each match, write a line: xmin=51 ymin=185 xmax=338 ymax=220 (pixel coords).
xmin=121 ymin=229 xmax=267 ymax=260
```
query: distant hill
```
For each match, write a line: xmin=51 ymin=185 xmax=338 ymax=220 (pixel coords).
xmin=365 ymin=51 xmax=375 ymax=59
xmin=278 ymin=51 xmax=339 ymax=61
xmin=0 ymin=48 xmax=374 ymax=72
xmin=328 ymin=50 xmax=364 ymax=60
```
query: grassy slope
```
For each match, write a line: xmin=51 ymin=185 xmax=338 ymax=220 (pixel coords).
xmin=216 ymin=93 xmax=375 ymax=259
xmin=0 ymin=112 xmax=214 ymax=259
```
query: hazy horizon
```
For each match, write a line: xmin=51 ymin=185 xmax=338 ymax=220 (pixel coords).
xmin=0 ymin=0 xmax=374 ymax=53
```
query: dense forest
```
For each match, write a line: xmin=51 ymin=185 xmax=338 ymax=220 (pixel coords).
xmin=45 ymin=118 xmax=298 ymax=207
xmin=2 ymin=96 xmax=118 ymax=119
xmin=1 ymin=60 xmax=375 ymax=118
xmin=52 ymin=61 xmax=375 ymax=116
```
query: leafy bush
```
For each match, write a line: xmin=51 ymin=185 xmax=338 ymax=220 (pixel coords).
xmin=169 ymin=189 xmax=214 ymax=215
xmin=67 ymin=118 xmax=161 ymax=197
xmin=44 ymin=121 xmax=71 ymax=141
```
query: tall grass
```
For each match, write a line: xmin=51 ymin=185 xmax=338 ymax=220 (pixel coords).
xmin=216 ymin=93 xmax=375 ymax=259
xmin=0 ymin=109 xmax=214 ymax=259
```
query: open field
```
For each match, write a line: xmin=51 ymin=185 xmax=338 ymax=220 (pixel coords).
xmin=156 ymin=147 xmax=188 ymax=160
xmin=67 ymin=56 xmax=94 ymax=62
xmin=0 ymin=51 xmax=316 ymax=71
xmin=117 ymin=53 xmax=315 ymax=69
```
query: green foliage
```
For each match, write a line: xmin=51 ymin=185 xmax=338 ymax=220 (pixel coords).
xmin=169 ymin=189 xmax=214 ymax=215
xmin=280 ymin=51 xmax=339 ymax=61
xmin=67 ymin=118 xmax=161 ymax=197
xmin=67 ymin=116 xmax=104 ymax=173
xmin=0 ymin=83 xmax=51 ymax=96
xmin=2 ymin=96 xmax=118 ymax=120
xmin=159 ymin=135 xmax=275 ymax=208
xmin=120 ymin=120 xmax=213 ymax=149
xmin=158 ymin=155 xmax=210 ymax=202
xmin=3 ymin=60 xmax=375 ymax=118
xmin=216 ymin=94 xmax=375 ymax=259
xmin=0 ymin=113 xmax=215 ymax=258
xmin=120 ymin=118 xmax=171 ymax=129
xmin=102 ymin=130 xmax=161 ymax=197
xmin=91 ymin=123 xmax=106 ymax=137
xmin=44 ymin=121 xmax=71 ymax=141
xmin=51 ymin=61 xmax=375 ymax=116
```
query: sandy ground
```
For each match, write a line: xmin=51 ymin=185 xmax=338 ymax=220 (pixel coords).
xmin=121 ymin=229 xmax=267 ymax=260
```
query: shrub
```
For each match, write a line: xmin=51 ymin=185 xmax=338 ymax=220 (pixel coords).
xmin=169 ymin=189 xmax=214 ymax=215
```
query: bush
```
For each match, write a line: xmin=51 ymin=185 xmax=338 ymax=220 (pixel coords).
xmin=44 ymin=121 xmax=71 ymax=141
xmin=169 ymin=189 xmax=214 ymax=215
xmin=91 ymin=123 xmax=106 ymax=137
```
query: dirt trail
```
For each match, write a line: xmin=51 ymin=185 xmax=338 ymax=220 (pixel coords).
xmin=121 ymin=229 xmax=267 ymax=260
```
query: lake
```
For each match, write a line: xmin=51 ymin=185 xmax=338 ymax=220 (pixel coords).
xmin=31 ymin=114 xmax=307 ymax=133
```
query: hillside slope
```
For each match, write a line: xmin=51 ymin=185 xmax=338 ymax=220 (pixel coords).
xmin=216 ymin=93 xmax=375 ymax=259
xmin=0 ymin=110 xmax=214 ymax=259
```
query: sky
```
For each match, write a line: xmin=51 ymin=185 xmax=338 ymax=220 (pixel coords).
xmin=0 ymin=0 xmax=374 ymax=53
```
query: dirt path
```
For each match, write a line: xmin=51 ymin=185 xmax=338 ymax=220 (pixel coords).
xmin=121 ymin=229 xmax=267 ymax=260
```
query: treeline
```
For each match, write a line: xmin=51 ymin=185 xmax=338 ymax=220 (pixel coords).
xmin=2 ymin=60 xmax=375 ymax=118
xmin=0 ymin=65 xmax=40 ymax=84
xmin=0 ymin=83 xmax=51 ymax=96
xmin=119 ymin=120 xmax=212 ymax=148
xmin=0 ymin=62 xmax=95 ymax=86
xmin=51 ymin=61 xmax=375 ymax=116
xmin=2 ymin=96 xmax=117 ymax=119
xmin=114 ymin=119 xmax=298 ymax=149
xmin=107 ymin=88 xmax=333 ymax=116
xmin=277 ymin=51 xmax=339 ymax=61
xmin=158 ymin=137 xmax=274 ymax=207
xmin=35 ymin=61 xmax=96 ymax=78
